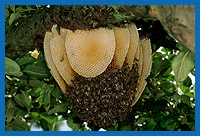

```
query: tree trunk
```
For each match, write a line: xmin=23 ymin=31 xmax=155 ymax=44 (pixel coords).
xmin=151 ymin=5 xmax=195 ymax=53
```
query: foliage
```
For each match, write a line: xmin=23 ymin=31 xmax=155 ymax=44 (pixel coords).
xmin=5 ymin=5 xmax=195 ymax=131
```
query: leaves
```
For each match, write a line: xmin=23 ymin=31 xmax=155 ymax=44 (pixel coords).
xmin=17 ymin=53 xmax=35 ymax=66
xmin=5 ymin=57 xmax=23 ymax=77
xmin=9 ymin=5 xmax=16 ymax=12
xmin=9 ymin=12 xmax=21 ymax=25
xmin=23 ymin=63 xmax=50 ymax=78
xmin=160 ymin=116 xmax=180 ymax=130
xmin=106 ymin=123 xmax=118 ymax=131
xmin=6 ymin=118 xmax=30 ymax=131
xmin=29 ymin=80 xmax=43 ymax=87
xmin=5 ymin=6 xmax=10 ymax=19
xmin=5 ymin=99 xmax=15 ymax=122
xmin=172 ymin=50 xmax=195 ymax=83
xmin=67 ymin=113 xmax=82 ymax=131
xmin=36 ymin=85 xmax=54 ymax=111
xmin=48 ymin=103 xmax=68 ymax=115
xmin=14 ymin=91 xmax=32 ymax=111
xmin=51 ymin=86 xmax=62 ymax=98
xmin=152 ymin=52 xmax=171 ymax=75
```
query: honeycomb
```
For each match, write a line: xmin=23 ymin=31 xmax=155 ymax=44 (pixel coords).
xmin=65 ymin=28 xmax=115 ymax=78
xmin=43 ymin=23 xmax=152 ymax=128
xmin=111 ymin=27 xmax=130 ymax=69
xmin=125 ymin=23 xmax=139 ymax=70
xmin=49 ymin=25 xmax=76 ymax=86
xmin=43 ymin=31 xmax=67 ymax=93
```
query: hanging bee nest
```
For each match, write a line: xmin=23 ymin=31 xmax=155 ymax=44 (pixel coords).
xmin=43 ymin=23 xmax=152 ymax=128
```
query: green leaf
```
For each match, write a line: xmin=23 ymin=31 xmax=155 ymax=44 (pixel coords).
xmin=30 ymin=112 xmax=39 ymax=117
xmin=14 ymin=94 xmax=25 ymax=107
xmin=5 ymin=99 xmax=15 ymax=122
xmin=7 ymin=118 xmax=30 ymax=131
xmin=135 ymin=117 xmax=146 ymax=125
xmin=170 ymin=93 xmax=181 ymax=105
xmin=51 ymin=86 xmax=62 ymax=98
xmin=106 ymin=123 xmax=118 ymax=131
xmin=48 ymin=102 xmax=68 ymax=115
xmin=183 ymin=77 xmax=192 ymax=87
xmin=14 ymin=91 xmax=31 ymax=111
xmin=37 ymin=85 xmax=54 ymax=111
xmin=40 ymin=119 xmax=49 ymax=131
xmin=160 ymin=116 xmax=180 ymax=130
xmin=152 ymin=52 xmax=170 ymax=75
xmin=67 ymin=113 xmax=82 ymax=131
xmin=40 ymin=114 xmax=59 ymax=123
xmin=23 ymin=63 xmax=50 ymax=78
xmin=189 ymin=111 xmax=195 ymax=120
xmin=9 ymin=12 xmax=21 ymax=25
xmin=118 ymin=122 xmax=132 ymax=131
xmin=177 ymin=103 xmax=189 ymax=114
xmin=172 ymin=50 xmax=195 ymax=83
xmin=181 ymin=95 xmax=191 ymax=106
xmin=16 ymin=7 xmax=31 ymax=12
xmin=179 ymin=83 xmax=189 ymax=93
xmin=180 ymin=117 xmax=187 ymax=124
xmin=193 ymin=84 xmax=195 ymax=99
xmin=160 ymin=82 xmax=176 ymax=94
xmin=14 ymin=107 xmax=27 ymax=117
xmin=29 ymin=80 xmax=43 ymax=87
xmin=17 ymin=54 xmax=35 ymax=66
xmin=9 ymin=5 xmax=16 ymax=12
xmin=184 ymin=92 xmax=194 ymax=99
xmin=5 ymin=57 xmax=23 ymax=77
xmin=5 ymin=6 xmax=10 ymax=19
xmin=143 ymin=118 xmax=157 ymax=131
xmin=26 ymin=5 xmax=37 ymax=11
xmin=21 ymin=91 xmax=32 ymax=111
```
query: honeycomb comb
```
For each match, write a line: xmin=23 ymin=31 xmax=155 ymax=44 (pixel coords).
xmin=50 ymin=25 xmax=76 ymax=85
xmin=65 ymin=28 xmax=116 ymax=78
xmin=43 ymin=31 xmax=67 ymax=93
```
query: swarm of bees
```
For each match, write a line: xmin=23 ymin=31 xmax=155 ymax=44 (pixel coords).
xmin=44 ymin=23 xmax=152 ymax=128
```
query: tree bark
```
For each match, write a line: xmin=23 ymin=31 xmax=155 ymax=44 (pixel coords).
xmin=151 ymin=5 xmax=195 ymax=53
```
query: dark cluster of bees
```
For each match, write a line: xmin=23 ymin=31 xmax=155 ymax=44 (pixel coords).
xmin=65 ymin=61 xmax=139 ymax=128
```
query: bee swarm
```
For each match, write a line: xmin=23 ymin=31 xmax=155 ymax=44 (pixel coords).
xmin=66 ymin=63 xmax=139 ymax=128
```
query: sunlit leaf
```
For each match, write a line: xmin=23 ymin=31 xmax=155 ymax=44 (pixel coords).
xmin=40 ymin=114 xmax=59 ymax=123
xmin=48 ymin=102 xmax=68 ymax=115
xmin=172 ymin=50 xmax=195 ymax=83
xmin=9 ymin=12 xmax=21 ymax=25
xmin=5 ymin=57 xmax=23 ymax=77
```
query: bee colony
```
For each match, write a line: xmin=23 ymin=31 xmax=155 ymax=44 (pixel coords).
xmin=44 ymin=23 xmax=152 ymax=128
